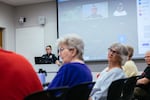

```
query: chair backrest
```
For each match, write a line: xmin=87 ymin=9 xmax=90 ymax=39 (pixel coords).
xmin=107 ymin=78 xmax=127 ymax=100
xmin=107 ymin=76 xmax=138 ymax=100
xmin=66 ymin=82 xmax=95 ymax=100
xmin=122 ymin=76 xmax=137 ymax=100
xmin=24 ymin=87 xmax=69 ymax=100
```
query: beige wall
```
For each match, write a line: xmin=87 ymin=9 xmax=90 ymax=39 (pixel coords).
xmin=0 ymin=2 xmax=15 ymax=51
xmin=15 ymin=1 xmax=58 ymax=54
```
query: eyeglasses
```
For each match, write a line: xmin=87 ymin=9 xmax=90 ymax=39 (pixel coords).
xmin=144 ymin=56 xmax=150 ymax=59
xmin=59 ymin=47 xmax=75 ymax=52
xmin=59 ymin=48 xmax=66 ymax=52
xmin=108 ymin=48 xmax=120 ymax=55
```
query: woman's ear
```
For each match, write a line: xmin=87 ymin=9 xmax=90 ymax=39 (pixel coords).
xmin=71 ymin=48 xmax=77 ymax=57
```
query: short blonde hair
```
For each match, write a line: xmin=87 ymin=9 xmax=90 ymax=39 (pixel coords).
xmin=57 ymin=34 xmax=84 ymax=60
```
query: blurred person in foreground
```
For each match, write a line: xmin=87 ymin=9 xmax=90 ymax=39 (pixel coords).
xmin=47 ymin=34 xmax=92 ymax=89
xmin=0 ymin=48 xmax=43 ymax=100
xmin=89 ymin=43 xmax=128 ymax=100
xmin=122 ymin=45 xmax=138 ymax=77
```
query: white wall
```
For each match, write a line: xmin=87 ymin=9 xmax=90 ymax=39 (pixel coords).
xmin=13 ymin=1 xmax=147 ymax=73
xmin=15 ymin=1 xmax=58 ymax=55
xmin=0 ymin=1 xmax=146 ymax=73
xmin=0 ymin=2 xmax=15 ymax=51
xmin=16 ymin=27 xmax=45 ymax=65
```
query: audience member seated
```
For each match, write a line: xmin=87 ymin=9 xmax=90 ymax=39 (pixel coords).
xmin=0 ymin=48 xmax=43 ymax=100
xmin=89 ymin=43 xmax=128 ymax=100
xmin=42 ymin=45 xmax=60 ymax=65
xmin=134 ymin=50 xmax=150 ymax=99
xmin=122 ymin=45 xmax=138 ymax=77
xmin=47 ymin=34 xmax=92 ymax=89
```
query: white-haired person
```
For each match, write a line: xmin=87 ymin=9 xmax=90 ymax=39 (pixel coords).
xmin=89 ymin=43 xmax=128 ymax=100
xmin=134 ymin=50 xmax=150 ymax=99
xmin=47 ymin=34 xmax=92 ymax=89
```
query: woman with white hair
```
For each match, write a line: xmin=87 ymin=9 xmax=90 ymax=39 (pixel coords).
xmin=47 ymin=34 xmax=92 ymax=89
xmin=90 ymin=43 xmax=128 ymax=100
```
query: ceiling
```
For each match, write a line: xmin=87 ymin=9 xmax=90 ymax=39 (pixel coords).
xmin=0 ymin=0 xmax=55 ymax=6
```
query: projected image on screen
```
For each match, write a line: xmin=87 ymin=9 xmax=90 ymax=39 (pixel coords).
xmin=137 ymin=0 xmax=150 ymax=54
xmin=82 ymin=2 xmax=108 ymax=19
xmin=57 ymin=0 xmax=150 ymax=61
xmin=113 ymin=2 xmax=127 ymax=17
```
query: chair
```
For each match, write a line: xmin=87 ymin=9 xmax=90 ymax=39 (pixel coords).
xmin=107 ymin=78 xmax=127 ymax=100
xmin=107 ymin=76 xmax=138 ymax=100
xmin=133 ymin=95 xmax=150 ymax=100
xmin=24 ymin=87 xmax=69 ymax=100
xmin=65 ymin=82 xmax=95 ymax=100
xmin=122 ymin=76 xmax=137 ymax=100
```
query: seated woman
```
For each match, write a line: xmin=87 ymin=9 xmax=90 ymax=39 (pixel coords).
xmin=90 ymin=43 xmax=128 ymax=100
xmin=47 ymin=34 xmax=92 ymax=89
xmin=122 ymin=45 xmax=138 ymax=77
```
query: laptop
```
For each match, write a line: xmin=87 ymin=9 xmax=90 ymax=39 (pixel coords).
xmin=34 ymin=57 xmax=52 ymax=64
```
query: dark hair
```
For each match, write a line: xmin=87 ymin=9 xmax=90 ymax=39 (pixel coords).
xmin=46 ymin=45 xmax=52 ymax=49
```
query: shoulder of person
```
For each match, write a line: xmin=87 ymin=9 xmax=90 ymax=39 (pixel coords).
xmin=124 ymin=60 xmax=135 ymax=66
xmin=147 ymin=65 xmax=150 ymax=69
xmin=51 ymin=53 xmax=56 ymax=57
xmin=109 ymin=68 xmax=124 ymax=76
xmin=112 ymin=68 xmax=125 ymax=77
xmin=62 ymin=63 xmax=75 ymax=67
xmin=61 ymin=63 xmax=83 ymax=69
xmin=60 ymin=63 xmax=71 ymax=69
xmin=111 ymin=67 xmax=123 ymax=72
xmin=58 ymin=63 xmax=75 ymax=73
xmin=144 ymin=66 xmax=150 ymax=70
xmin=53 ymin=54 xmax=57 ymax=56
xmin=42 ymin=54 xmax=47 ymax=56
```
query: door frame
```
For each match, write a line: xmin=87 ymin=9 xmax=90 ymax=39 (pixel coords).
xmin=0 ymin=27 xmax=5 ymax=48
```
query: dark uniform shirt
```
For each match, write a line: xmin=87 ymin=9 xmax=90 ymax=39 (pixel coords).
xmin=42 ymin=53 xmax=58 ymax=64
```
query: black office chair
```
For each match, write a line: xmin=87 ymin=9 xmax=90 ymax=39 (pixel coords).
xmin=107 ymin=78 xmax=127 ymax=100
xmin=66 ymin=82 xmax=95 ymax=100
xmin=24 ymin=87 xmax=69 ymax=100
xmin=133 ymin=95 xmax=150 ymax=100
xmin=122 ymin=76 xmax=137 ymax=100
xmin=107 ymin=76 xmax=138 ymax=100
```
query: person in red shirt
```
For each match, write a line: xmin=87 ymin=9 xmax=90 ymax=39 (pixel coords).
xmin=0 ymin=49 xmax=43 ymax=100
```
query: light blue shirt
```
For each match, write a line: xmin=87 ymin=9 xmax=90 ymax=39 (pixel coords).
xmin=91 ymin=67 xmax=125 ymax=100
